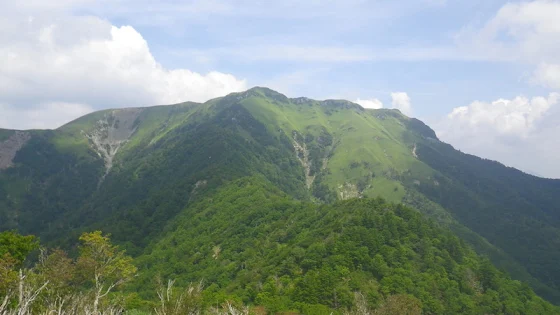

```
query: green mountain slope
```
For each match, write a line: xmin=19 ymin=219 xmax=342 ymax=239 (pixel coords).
xmin=228 ymin=87 xmax=560 ymax=302
xmin=1 ymin=87 xmax=560 ymax=306
xmin=415 ymin=140 xmax=560 ymax=300
xmin=133 ymin=176 xmax=556 ymax=314
xmin=1 ymin=98 xmax=309 ymax=253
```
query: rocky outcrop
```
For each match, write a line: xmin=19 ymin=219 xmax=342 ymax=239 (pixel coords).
xmin=292 ymin=132 xmax=315 ymax=189
xmin=292 ymin=130 xmax=333 ymax=190
xmin=291 ymin=97 xmax=312 ymax=105
xmin=83 ymin=109 xmax=143 ymax=180
xmin=320 ymin=100 xmax=363 ymax=111
xmin=225 ymin=87 xmax=290 ymax=104
xmin=0 ymin=131 xmax=31 ymax=170
xmin=338 ymin=182 xmax=361 ymax=200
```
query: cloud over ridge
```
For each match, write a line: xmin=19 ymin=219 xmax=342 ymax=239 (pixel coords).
xmin=0 ymin=8 xmax=246 ymax=129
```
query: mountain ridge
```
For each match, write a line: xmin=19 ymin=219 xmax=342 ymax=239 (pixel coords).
xmin=1 ymin=86 xmax=560 ymax=306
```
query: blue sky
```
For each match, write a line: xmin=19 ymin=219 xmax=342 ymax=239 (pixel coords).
xmin=1 ymin=0 xmax=560 ymax=177
xmin=122 ymin=0 xmax=538 ymax=110
xmin=123 ymin=0 xmax=529 ymax=112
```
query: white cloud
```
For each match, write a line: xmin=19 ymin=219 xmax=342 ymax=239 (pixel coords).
xmin=445 ymin=94 xmax=557 ymax=137
xmin=430 ymin=1 xmax=560 ymax=177
xmin=0 ymin=102 xmax=94 ymax=130
xmin=355 ymin=98 xmax=383 ymax=109
xmin=391 ymin=92 xmax=412 ymax=115
xmin=354 ymin=93 xmax=412 ymax=113
xmin=0 ymin=7 xmax=246 ymax=130
xmin=457 ymin=1 xmax=560 ymax=88
xmin=460 ymin=0 xmax=560 ymax=60
xmin=533 ymin=63 xmax=560 ymax=89
xmin=435 ymin=93 xmax=560 ymax=178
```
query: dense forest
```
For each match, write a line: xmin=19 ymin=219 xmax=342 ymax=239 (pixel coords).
xmin=414 ymin=140 xmax=560 ymax=302
xmin=1 ymin=177 xmax=558 ymax=314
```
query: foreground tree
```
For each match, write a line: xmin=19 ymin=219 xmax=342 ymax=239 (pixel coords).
xmin=76 ymin=231 xmax=137 ymax=314
xmin=0 ymin=231 xmax=38 ymax=267
xmin=0 ymin=231 xmax=38 ymax=296
xmin=1 ymin=231 xmax=137 ymax=314
xmin=154 ymin=279 xmax=204 ymax=315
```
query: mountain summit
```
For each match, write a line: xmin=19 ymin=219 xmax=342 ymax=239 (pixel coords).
xmin=1 ymin=87 xmax=560 ymax=310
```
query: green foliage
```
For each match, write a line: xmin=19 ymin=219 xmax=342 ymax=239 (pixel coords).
xmin=131 ymin=177 xmax=558 ymax=314
xmin=375 ymin=294 xmax=422 ymax=315
xmin=0 ymin=181 xmax=558 ymax=313
xmin=76 ymin=231 xmax=137 ymax=290
xmin=0 ymin=231 xmax=38 ymax=304
xmin=415 ymin=140 xmax=560 ymax=302
xmin=0 ymin=253 xmax=18 ymax=296
xmin=0 ymin=99 xmax=308 ymax=255
xmin=2 ymin=86 xmax=560 ymax=308
xmin=0 ymin=133 xmax=103 ymax=237
xmin=0 ymin=231 xmax=138 ymax=314
xmin=0 ymin=231 xmax=38 ymax=266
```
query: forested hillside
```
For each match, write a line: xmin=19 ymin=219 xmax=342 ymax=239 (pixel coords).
xmin=132 ymin=177 xmax=557 ymax=314
xmin=1 ymin=178 xmax=557 ymax=314
xmin=2 ymin=87 xmax=560 ymax=312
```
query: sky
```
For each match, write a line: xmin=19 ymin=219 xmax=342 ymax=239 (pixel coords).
xmin=1 ymin=0 xmax=559 ymax=178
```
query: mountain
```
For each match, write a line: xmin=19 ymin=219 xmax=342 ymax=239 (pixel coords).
xmin=133 ymin=176 xmax=556 ymax=314
xmin=1 ymin=87 xmax=560 ymax=311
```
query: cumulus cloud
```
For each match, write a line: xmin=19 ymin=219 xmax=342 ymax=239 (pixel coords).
xmin=435 ymin=93 xmax=560 ymax=178
xmin=391 ymin=92 xmax=412 ymax=115
xmin=0 ymin=7 xmax=246 ymax=130
xmin=429 ymin=1 xmax=560 ymax=178
xmin=354 ymin=93 xmax=413 ymax=114
xmin=459 ymin=1 xmax=560 ymax=88
xmin=355 ymin=98 xmax=383 ymax=109
xmin=446 ymin=94 xmax=557 ymax=137
xmin=533 ymin=63 xmax=560 ymax=89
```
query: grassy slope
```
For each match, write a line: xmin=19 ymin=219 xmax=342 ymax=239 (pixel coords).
xmin=235 ymin=88 xmax=560 ymax=302
xmin=53 ymin=102 xmax=203 ymax=158
xmin=239 ymin=88 xmax=433 ymax=203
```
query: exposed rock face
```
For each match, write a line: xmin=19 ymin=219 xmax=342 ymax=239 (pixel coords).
xmin=292 ymin=132 xmax=315 ymax=189
xmin=0 ymin=131 xmax=31 ymax=170
xmin=320 ymin=99 xmax=363 ymax=111
xmin=83 ymin=109 xmax=143 ymax=180
xmin=338 ymin=182 xmax=361 ymax=200
xmin=225 ymin=87 xmax=290 ymax=104
xmin=292 ymin=130 xmax=332 ymax=190
xmin=291 ymin=97 xmax=312 ymax=105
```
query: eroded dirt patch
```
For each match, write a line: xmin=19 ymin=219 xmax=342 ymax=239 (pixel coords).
xmin=0 ymin=131 xmax=31 ymax=170
xmin=83 ymin=109 xmax=143 ymax=180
